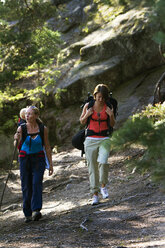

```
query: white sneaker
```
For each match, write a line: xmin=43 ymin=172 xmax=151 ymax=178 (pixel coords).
xmin=100 ymin=187 xmax=109 ymax=199
xmin=92 ymin=195 xmax=99 ymax=205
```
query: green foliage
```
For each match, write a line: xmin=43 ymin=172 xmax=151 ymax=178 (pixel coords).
xmin=54 ymin=88 xmax=67 ymax=100
xmin=111 ymin=116 xmax=154 ymax=149
xmin=153 ymin=0 xmax=165 ymax=27
xmin=0 ymin=87 xmax=26 ymax=134
xmin=0 ymin=87 xmax=24 ymax=108
xmin=30 ymin=26 xmax=61 ymax=68
xmin=94 ymin=0 xmax=125 ymax=5
xmin=153 ymin=31 xmax=165 ymax=45
xmin=111 ymin=103 xmax=165 ymax=187
xmin=93 ymin=0 xmax=154 ymax=7
xmin=0 ymin=0 xmax=56 ymax=23
xmin=152 ymin=0 xmax=165 ymax=48
xmin=0 ymin=0 xmax=63 ymax=115
xmin=0 ymin=0 xmax=61 ymax=88
xmin=2 ymin=118 xmax=15 ymax=132
xmin=0 ymin=0 xmax=64 ymax=139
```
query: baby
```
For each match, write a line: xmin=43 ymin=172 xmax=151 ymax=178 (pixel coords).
xmin=18 ymin=108 xmax=27 ymax=127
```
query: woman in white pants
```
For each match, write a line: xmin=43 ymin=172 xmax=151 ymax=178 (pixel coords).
xmin=80 ymin=84 xmax=115 ymax=205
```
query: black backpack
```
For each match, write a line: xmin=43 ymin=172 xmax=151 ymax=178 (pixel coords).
xmin=82 ymin=92 xmax=118 ymax=118
xmin=86 ymin=92 xmax=118 ymax=137
xmin=72 ymin=92 xmax=118 ymax=156
xmin=19 ymin=123 xmax=45 ymax=150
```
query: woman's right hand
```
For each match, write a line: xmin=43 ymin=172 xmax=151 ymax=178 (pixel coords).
xmin=14 ymin=127 xmax=21 ymax=141
xmin=14 ymin=131 xmax=20 ymax=140
xmin=86 ymin=107 xmax=93 ymax=118
xmin=14 ymin=129 xmax=21 ymax=147
xmin=80 ymin=103 xmax=93 ymax=125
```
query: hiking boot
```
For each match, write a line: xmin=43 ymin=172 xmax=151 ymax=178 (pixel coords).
xmin=32 ymin=211 xmax=42 ymax=221
xmin=25 ymin=216 xmax=32 ymax=223
xmin=92 ymin=195 xmax=99 ymax=205
xmin=100 ymin=187 xmax=109 ymax=199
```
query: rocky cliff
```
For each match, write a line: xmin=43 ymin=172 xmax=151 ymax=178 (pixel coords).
xmin=48 ymin=0 xmax=164 ymax=133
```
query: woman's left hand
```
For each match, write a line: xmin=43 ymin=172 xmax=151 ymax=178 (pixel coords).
xmin=106 ymin=106 xmax=114 ymax=117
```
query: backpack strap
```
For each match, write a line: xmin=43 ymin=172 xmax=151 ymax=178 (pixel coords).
xmin=86 ymin=99 xmax=113 ymax=135
xmin=87 ymin=99 xmax=95 ymax=109
xmin=21 ymin=123 xmax=28 ymax=145
xmin=107 ymin=97 xmax=118 ymax=118
xmin=87 ymin=99 xmax=95 ymax=126
xmin=105 ymin=100 xmax=112 ymax=109
xmin=21 ymin=123 xmax=45 ymax=147
xmin=38 ymin=123 xmax=45 ymax=146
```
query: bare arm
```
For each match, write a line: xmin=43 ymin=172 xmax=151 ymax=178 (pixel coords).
xmin=14 ymin=126 xmax=22 ymax=146
xmin=44 ymin=126 xmax=53 ymax=176
xmin=79 ymin=103 xmax=93 ymax=125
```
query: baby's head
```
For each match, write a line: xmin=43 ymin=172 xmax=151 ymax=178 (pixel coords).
xmin=20 ymin=108 xmax=27 ymax=120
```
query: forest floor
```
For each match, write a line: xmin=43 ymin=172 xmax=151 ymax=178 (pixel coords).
xmin=0 ymin=144 xmax=165 ymax=248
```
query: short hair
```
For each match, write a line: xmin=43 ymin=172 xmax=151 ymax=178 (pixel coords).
xmin=93 ymin=84 xmax=109 ymax=101
xmin=19 ymin=108 xmax=27 ymax=119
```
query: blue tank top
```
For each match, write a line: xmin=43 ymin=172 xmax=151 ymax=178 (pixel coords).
xmin=21 ymin=135 xmax=43 ymax=154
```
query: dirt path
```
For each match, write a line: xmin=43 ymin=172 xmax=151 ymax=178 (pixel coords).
xmin=0 ymin=147 xmax=165 ymax=248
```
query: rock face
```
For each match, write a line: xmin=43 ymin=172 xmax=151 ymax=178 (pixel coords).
xmin=51 ymin=3 xmax=162 ymax=101
xmin=0 ymin=134 xmax=14 ymax=168
xmin=47 ymin=1 xmax=164 ymax=128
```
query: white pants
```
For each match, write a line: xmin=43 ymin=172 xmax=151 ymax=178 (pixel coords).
xmin=84 ymin=138 xmax=111 ymax=194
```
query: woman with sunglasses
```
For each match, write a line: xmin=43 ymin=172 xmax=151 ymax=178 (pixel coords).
xmin=80 ymin=84 xmax=115 ymax=205
xmin=14 ymin=106 xmax=53 ymax=222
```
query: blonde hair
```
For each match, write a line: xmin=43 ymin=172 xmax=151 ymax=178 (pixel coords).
xmin=28 ymin=106 xmax=42 ymax=124
xmin=20 ymin=108 xmax=27 ymax=120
